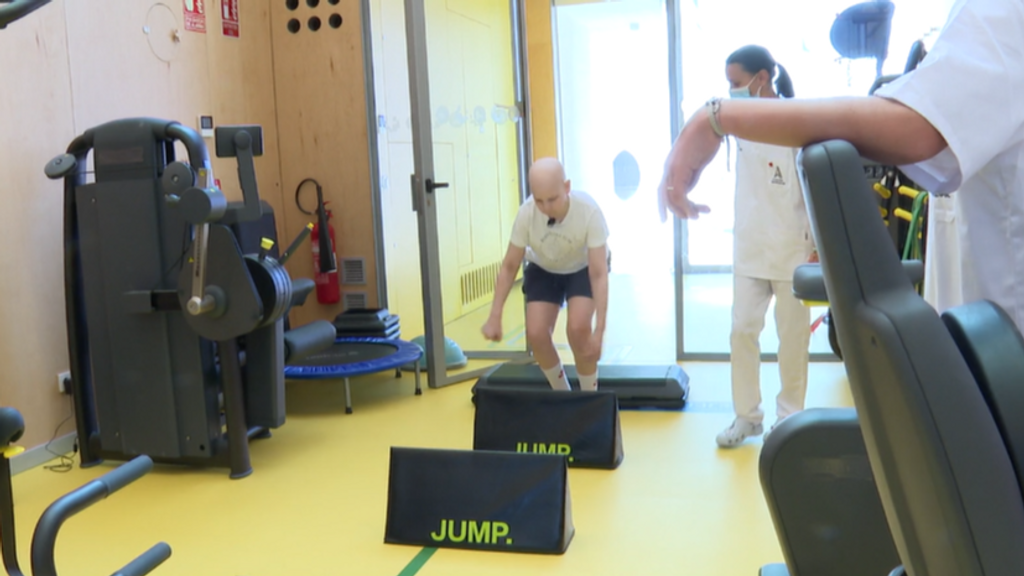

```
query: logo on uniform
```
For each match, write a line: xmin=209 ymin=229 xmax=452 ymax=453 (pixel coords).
xmin=771 ymin=165 xmax=786 ymax=185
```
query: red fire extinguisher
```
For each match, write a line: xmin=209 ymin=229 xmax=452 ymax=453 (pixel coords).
xmin=311 ymin=205 xmax=340 ymax=304
xmin=296 ymin=178 xmax=341 ymax=304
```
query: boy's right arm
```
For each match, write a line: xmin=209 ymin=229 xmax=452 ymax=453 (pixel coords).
xmin=482 ymin=243 xmax=526 ymax=341
xmin=491 ymin=244 xmax=526 ymax=315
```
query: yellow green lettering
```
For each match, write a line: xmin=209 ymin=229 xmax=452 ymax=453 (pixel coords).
xmin=491 ymin=521 xmax=509 ymax=544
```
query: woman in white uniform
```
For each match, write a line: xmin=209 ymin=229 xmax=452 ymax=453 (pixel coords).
xmin=657 ymin=0 xmax=1024 ymax=338
xmin=717 ymin=46 xmax=816 ymax=448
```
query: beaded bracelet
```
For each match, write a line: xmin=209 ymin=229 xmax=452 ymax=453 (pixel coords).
xmin=706 ymin=97 xmax=726 ymax=138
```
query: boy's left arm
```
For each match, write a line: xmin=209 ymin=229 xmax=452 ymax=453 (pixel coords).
xmin=588 ymin=244 xmax=609 ymax=343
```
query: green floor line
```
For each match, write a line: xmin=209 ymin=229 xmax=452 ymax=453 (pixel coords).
xmin=397 ymin=547 xmax=437 ymax=576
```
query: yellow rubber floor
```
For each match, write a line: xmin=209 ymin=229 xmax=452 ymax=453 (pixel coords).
xmin=8 ymin=359 xmax=851 ymax=576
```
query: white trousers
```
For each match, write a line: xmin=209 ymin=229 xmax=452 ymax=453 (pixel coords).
xmin=730 ymin=275 xmax=810 ymax=425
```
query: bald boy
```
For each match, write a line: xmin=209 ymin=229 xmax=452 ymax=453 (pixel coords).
xmin=482 ymin=157 xmax=610 ymax=391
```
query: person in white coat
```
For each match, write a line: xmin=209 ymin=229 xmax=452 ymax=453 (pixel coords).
xmin=714 ymin=45 xmax=816 ymax=448
xmin=657 ymin=0 xmax=1024 ymax=358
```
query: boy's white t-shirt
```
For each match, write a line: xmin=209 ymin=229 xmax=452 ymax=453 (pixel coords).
xmin=509 ymin=191 xmax=610 ymax=275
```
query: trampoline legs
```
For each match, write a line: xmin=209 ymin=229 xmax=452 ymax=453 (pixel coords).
xmin=414 ymin=362 xmax=421 ymax=395
xmin=344 ymin=377 xmax=353 ymax=414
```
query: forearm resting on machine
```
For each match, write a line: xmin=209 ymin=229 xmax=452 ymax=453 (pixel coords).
xmin=716 ymin=96 xmax=948 ymax=166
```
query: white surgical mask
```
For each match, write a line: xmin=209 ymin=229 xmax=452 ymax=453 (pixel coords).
xmin=729 ymin=77 xmax=762 ymax=99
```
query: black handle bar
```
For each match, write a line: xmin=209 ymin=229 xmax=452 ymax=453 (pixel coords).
xmin=29 ymin=456 xmax=171 ymax=576
xmin=110 ymin=543 xmax=172 ymax=576
xmin=0 ymin=0 xmax=50 ymax=29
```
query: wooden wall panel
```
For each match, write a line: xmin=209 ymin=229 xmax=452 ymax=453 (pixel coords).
xmin=270 ymin=0 xmax=379 ymax=328
xmin=64 ymin=2 xmax=213 ymax=145
xmin=63 ymin=2 xmax=282 ymax=211
xmin=204 ymin=2 xmax=285 ymax=221
xmin=0 ymin=0 xmax=77 ymax=449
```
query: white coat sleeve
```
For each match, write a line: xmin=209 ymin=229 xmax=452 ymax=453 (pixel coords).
xmin=873 ymin=0 xmax=1024 ymax=194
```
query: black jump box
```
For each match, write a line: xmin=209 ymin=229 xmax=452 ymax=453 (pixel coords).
xmin=384 ymin=447 xmax=574 ymax=554
xmin=473 ymin=388 xmax=624 ymax=469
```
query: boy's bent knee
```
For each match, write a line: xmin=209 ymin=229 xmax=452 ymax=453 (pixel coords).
xmin=526 ymin=324 xmax=554 ymax=346
xmin=566 ymin=323 xmax=590 ymax=345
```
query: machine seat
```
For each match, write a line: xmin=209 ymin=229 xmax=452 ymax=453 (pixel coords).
xmin=792 ymin=259 xmax=923 ymax=303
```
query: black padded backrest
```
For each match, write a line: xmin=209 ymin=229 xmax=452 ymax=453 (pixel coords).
xmin=942 ymin=300 xmax=1024 ymax=494
xmin=798 ymin=140 xmax=1024 ymax=576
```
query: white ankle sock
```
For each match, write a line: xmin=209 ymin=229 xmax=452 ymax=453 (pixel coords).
xmin=578 ymin=370 xmax=598 ymax=391
xmin=542 ymin=364 xmax=571 ymax=390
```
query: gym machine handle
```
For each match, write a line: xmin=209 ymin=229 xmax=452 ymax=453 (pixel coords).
xmin=30 ymin=456 xmax=171 ymax=576
xmin=178 ymin=125 xmax=265 ymax=316
xmin=0 ymin=0 xmax=50 ymax=29
xmin=109 ymin=543 xmax=172 ymax=576
xmin=280 ymin=223 xmax=314 ymax=265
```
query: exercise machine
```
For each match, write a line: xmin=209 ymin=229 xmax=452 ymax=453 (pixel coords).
xmin=45 ymin=118 xmax=337 ymax=479
xmin=792 ymin=39 xmax=931 ymax=359
xmin=759 ymin=408 xmax=900 ymax=576
xmin=2 ymin=6 xmax=167 ymax=570
xmin=472 ymin=363 xmax=689 ymax=409
xmin=759 ymin=139 xmax=1024 ymax=575
xmin=0 ymin=407 xmax=170 ymax=576
xmin=761 ymin=296 xmax=1024 ymax=576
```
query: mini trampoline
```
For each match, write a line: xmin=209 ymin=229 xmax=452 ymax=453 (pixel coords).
xmin=284 ymin=337 xmax=423 ymax=414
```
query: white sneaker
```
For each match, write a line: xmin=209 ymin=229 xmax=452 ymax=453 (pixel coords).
xmin=716 ymin=418 xmax=764 ymax=448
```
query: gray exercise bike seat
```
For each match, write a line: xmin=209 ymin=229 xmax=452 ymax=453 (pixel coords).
xmin=792 ymin=260 xmax=923 ymax=303
xmin=798 ymin=140 xmax=1024 ymax=575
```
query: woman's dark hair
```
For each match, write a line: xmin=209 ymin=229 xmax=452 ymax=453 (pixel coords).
xmin=726 ymin=45 xmax=794 ymax=98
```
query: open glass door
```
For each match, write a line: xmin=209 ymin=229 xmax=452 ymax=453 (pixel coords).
xmin=404 ymin=0 xmax=531 ymax=388
xmin=672 ymin=0 xmax=938 ymax=360
xmin=550 ymin=0 xmax=676 ymax=365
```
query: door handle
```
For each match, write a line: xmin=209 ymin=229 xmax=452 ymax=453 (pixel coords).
xmin=426 ymin=179 xmax=449 ymax=193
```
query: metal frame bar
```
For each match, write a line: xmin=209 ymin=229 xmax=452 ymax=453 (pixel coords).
xmin=550 ymin=0 xmax=565 ymax=162
xmin=361 ymin=0 xmax=388 ymax=309
xmin=512 ymin=0 xmax=532 ymax=204
xmin=403 ymin=0 xmax=447 ymax=388
xmin=666 ymin=0 xmax=687 ymax=361
xmin=513 ymin=0 xmax=534 ymax=358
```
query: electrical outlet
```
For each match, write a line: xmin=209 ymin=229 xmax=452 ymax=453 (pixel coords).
xmin=57 ymin=371 xmax=71 ymax=395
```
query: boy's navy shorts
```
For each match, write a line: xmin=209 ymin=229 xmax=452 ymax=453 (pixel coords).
xmin=522 ymin=263 xmax=592 ymax=305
